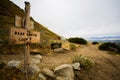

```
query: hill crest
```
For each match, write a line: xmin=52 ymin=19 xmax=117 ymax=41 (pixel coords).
xmin=0 ymin=0 xmax=60 ymax=48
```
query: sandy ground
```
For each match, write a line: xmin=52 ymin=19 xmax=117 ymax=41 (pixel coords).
xmin=74 ymin=45 xmax=120 ymax=80
xmin=40 ymin=45 xmax=120 ymax=80
xmin=0 ymin=44 xmax=120 ymax=80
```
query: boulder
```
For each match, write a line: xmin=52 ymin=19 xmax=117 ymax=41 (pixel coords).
xmin=30 ymin=58 xmax=40 ymax=64
xmin=38 ymin=73 xmax=47 ymax=80
xmin=72 ymin=62 xmax=81 ymax=70
xmin=56 ymin=77 xmax=66 ymax=80
xmin=29 ymin=64 xmax=40 ymax=74
xmin=7 ymin=60 xmax=20 ymax=68
xmin=42 ymin=68 xmax=56 ymax=77
xmin=54 ymin=48 xmax=64 ymax=53
xmin=33 ymin=54 xmax=42 ymax=60
xmin=54 ymin=64 xmax=71 ymax=72
xmin=54 ymin=64 xmax=74 ymax=80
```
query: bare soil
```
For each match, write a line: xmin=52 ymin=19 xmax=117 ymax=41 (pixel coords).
xmin=0 ymin=44 xmax=120 ymax=80
xmin=40 ymin=45 xmax=120 ymax=80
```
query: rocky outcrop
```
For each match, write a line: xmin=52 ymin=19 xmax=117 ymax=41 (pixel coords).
xmin=29 ymin=64 xmax=40 ymax=74
xmin=32 ymin=54 xmax=42 ymax=60
xmin=30 ymin=54 xmax=42 ymax=65
xmin=72 ymin=62 xmax=81 ymax=70
xmin=38 ymin=73 xmax=47 ymax=80
xmin=4 ymin=60 xmax=78 ymax=80
xmin=30 ymin=58 xmax=41 ymax=64
xmin=54 ymin=48 xmax=65 ymax=53
xmin=54 ymin=64 xmax=74 ymax=80
xmin=42 ymin=68 xmax=56 ymax=78
xmin=7 ymin=60 xmax=21 ymax=68
xmin=4 ymin=55 xmax=81 ymax=80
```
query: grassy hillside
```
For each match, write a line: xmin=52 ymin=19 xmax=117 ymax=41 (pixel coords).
xmin=0 ymin=0 xmax=24 ymax=17
xmin=0 ymin=0 xmax=60 ymax=50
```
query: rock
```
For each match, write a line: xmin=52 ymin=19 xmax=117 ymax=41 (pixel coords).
xmin=38 ymin=73 xmax=47 ymax=80
xmin=33 ymin=54 xmax=42 ymax=60
xmin=54 ymin=64 xmax=71 ymax=72
xmin=54 ymin=48 xmax=64 ymax=53
xmin=72 ymin=62 xmax=81 ymax=70
xmin=7 ymin=60 xmax=20 ymax=68
xmin=30 ymin=58 xmax=40 ymax=64
xmin=29 ymin=64 xmax=40 ymax=74
xmin=42 ymin=68 xmax=56 ymax=77
xmin=56 ymin=77 xmax=66 ymax=80
xmin=54 ymin=64 xmax=74 ymax=80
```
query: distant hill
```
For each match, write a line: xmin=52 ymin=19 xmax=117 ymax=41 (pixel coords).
xmin=88 ymin=36 xmax=120 ymax=43
xmin=0 ymin=0 xmax=60 ymax=48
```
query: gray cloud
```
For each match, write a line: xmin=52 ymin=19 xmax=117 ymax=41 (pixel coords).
xmin=11 ymin=0 xmax=120 ymax=38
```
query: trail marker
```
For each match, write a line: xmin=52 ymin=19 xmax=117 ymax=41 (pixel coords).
xmin=15 ymin=15 xmax=22 ymax=27
xmin=9 ymin=2 xmax=39 ymax=80
xmin=9 ymin=27 xmax=40 ymax=44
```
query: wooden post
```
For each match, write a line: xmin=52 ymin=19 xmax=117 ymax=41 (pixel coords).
xmin=24 ymin=2 xmax=30 ymax=80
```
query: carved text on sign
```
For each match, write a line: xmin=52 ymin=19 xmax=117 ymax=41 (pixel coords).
xmin=9 ymin=27 xmax=40 ymax=44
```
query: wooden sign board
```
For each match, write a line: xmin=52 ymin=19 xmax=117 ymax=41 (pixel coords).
xmin=15 ymin=15 xmax=34 ymax=30
xmin=29 ymin=20 xmax=34 ymax=30
xmin=15 ymin=15 xmax=22 ymax=27
xmin=29 ymin=31 xmax=40 ymax=43
xmin=9 ymin=27 xmax=28 ymax=44
xmin=9 ymin=27 xmax=40 ymax=44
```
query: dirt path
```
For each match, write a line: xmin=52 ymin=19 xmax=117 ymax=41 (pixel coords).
xmin=1 ymin=44 xmax=120 ymax=80
xmin=40 ymin=45 xmax=120 ymax=80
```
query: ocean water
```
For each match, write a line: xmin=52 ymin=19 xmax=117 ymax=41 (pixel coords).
xmin=88 ymin=39 xmax=120 ymax=43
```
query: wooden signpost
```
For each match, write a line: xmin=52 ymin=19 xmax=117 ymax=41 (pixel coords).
xmin=23 ymin=2 xmax=30 ymax=80
xmin=9 ymin=2 xmax=40 ymax=80
xmin=9 ymin=27 xmax=40 ymax=44
xmin=15 ymin=15 xmax=22 ymax=27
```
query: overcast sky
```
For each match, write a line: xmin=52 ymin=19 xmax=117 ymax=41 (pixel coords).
xmin=11 ymin=0 xmax=120 ymax=38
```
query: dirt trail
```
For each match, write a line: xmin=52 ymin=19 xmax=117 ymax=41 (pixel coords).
xmin=40 ymin=45 xmax=120 ymax=80
xmin=1 ymin=44 xmax=120 ymax=80
xmin=73 ymin=45 xmax=120 ymax=80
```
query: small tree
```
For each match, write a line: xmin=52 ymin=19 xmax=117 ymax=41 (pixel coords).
xmin=92 ymin=41 xmax=99 ymax=45
xmin=68 ymin=37 xmax=87 ymax=44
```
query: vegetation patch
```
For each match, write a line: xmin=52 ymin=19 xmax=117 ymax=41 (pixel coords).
xmin=68 ymin=37 xmax=87 ymax=45
xmin=92 ymin=41 xmax=99 ymax=45
xmin=99 ymin=42 xmax=120 ymax=53
xmin=69 ymin=43 xmax=77 ymax=50
xmin=72 ymin=55 xmax=93 ymax=68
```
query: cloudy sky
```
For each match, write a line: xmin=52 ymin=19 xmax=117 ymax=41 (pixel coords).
xmin=11 ymin=0 xmax=120 ymax=38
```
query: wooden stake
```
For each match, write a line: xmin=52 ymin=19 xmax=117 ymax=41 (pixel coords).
xmin=24 ymin=2 xmax=30 ymax=80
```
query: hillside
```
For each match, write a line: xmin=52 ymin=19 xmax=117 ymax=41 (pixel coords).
xmin=0 ymin=0 xmax=60 ymax=49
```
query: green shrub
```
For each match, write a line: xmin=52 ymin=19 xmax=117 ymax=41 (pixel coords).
xmin=92 ymin=41 xmax=99 ymax=45
xmin=69 ymin=43 xmax=76 ymax=50
xmin=72 ymin=55 xmax=93 ymax=68
xmin=68 ymin=37 xmax=87 ymax=44
xmin=99 ymin=42 xmax=120 ymax=53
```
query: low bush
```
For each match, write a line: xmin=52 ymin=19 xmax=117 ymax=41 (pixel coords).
xmin=68 ymin=37 xmax=87 ymax=45
xmin=92 ymin=41 xmax=99 ymax=45
xmin=69 ymin=43 xmax=76 ymax=50
xmin=72 ymin=55 xmax=93 ymax=68
xmin=99 ymin=42 xmax=120 ymax=53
